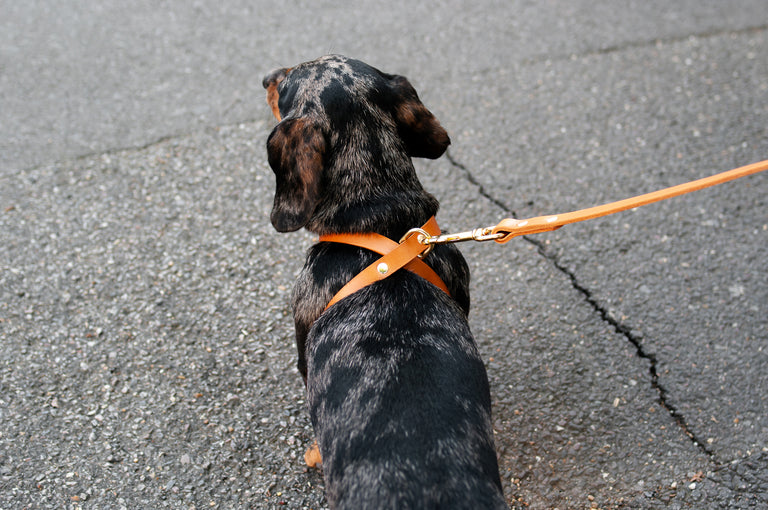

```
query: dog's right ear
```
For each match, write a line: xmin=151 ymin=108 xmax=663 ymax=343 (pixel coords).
xmin=389 ymin=75 xmax=451 ymax=160
xmin=267 ymin=118 xmax=326 ymax=232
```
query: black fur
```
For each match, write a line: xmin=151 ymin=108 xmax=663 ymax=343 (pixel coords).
xmin=263 ymin=55 xmax=507 ymax=509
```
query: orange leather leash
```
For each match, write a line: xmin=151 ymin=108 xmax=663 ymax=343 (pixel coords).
xmin=487 ymin=158 xmax=768 ymax=243
xmin=421 ymin=159 xmax=768 ymax=245
xmin=320 ymin=216 xmax=449 ymax=310
xmin=320 ymin=159 xmax=767 ymax=310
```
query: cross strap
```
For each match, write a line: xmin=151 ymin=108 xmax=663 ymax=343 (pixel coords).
xmin=319 ymin=217 xmax=450 ymax=310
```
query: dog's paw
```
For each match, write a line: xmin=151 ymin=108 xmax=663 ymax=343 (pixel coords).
xmin=304 ymin=441 xmax=322 ymax=468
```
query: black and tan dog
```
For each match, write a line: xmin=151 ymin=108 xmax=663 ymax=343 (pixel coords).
xmin=263 ymin=55 xmax=507 ymax=509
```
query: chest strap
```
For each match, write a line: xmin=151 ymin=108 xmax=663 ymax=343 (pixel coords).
xmin=319 ymin=216 xmax=450 ymax=310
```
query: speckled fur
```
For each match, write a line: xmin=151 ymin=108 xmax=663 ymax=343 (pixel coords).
xmin=263 ymin=55 xmax=507 ymax=509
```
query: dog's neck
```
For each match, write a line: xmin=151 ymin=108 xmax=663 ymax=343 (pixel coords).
xmin=305 ymin=160 xmax=439 ymax=239
xmin=307 ymin=190 xmax=439 ymax=239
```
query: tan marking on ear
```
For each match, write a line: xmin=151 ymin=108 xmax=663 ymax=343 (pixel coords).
xmin=264 ymin=67 xmax=291 ymax=121
xmin=396 ymin=100 xmax=419 ymax=127
xmin=266 ymin=82 xmax=281 ymax=121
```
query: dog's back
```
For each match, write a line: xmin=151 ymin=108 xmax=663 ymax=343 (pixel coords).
xmin=307 ymin=263 xmax=506 ymax=509
xmin=297 ymin=238 xmax=505 ymax=508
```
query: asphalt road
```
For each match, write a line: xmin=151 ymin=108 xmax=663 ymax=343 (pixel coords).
xmin=1 ymin=1 xmax=767 ymax=509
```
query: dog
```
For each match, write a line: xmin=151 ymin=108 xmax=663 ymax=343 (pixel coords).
xmin=263 ymin=55 xmax=507 ymax=509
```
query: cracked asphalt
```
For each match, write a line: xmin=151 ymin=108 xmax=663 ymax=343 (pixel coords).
xmin=1 ymin=1 xmax=766 ymax=509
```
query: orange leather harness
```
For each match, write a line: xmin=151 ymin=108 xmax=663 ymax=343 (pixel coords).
xmin=319 ymin=159 xmax=768 ymax=311
xmin=319 ymin=216 xmax=449 ymax=310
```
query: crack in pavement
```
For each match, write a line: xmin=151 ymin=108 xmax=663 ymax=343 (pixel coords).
xmin=446 ymin=149 xmax=717 ymax=461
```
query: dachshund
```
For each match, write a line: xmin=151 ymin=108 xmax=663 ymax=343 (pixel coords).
xmin=262 ymin=55 xmax=507 ymax=509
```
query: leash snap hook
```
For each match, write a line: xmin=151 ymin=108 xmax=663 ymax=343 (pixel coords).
xmin=400 ymin=228 xmax=435 ymax=258
xmin=471 ymin=226 xmax=507 ymax=242
xmin=420 ymin=226 xmax=506 ymax=245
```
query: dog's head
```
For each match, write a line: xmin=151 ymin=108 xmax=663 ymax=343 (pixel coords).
xmin=262 ymin=55 xmax=450 ymax=233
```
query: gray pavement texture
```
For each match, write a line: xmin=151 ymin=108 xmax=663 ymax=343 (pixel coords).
xmin=1 ymin=1 xmax=766 ymax=509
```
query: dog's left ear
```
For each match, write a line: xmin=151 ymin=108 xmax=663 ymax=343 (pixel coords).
xmin=390 ymin=76 xmax=451 ymax=159
xmin=267 ymin=118 xmax=326 ymax=232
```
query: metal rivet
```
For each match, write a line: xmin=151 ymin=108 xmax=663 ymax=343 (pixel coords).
xmin=377 ymin=263 xmax=389 ymax=275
